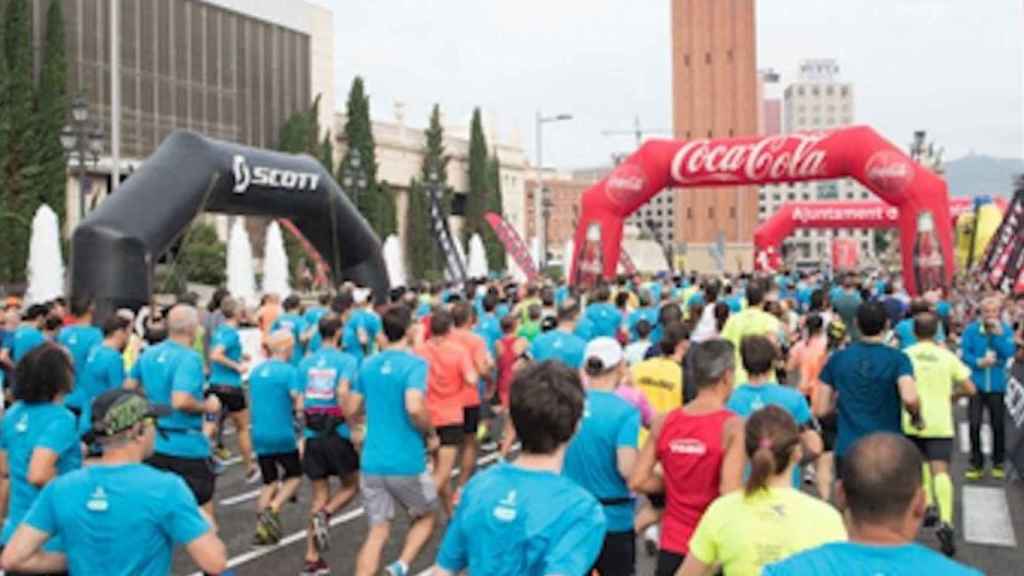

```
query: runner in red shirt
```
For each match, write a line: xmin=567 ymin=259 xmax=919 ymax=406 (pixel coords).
xmin=414 ymin=308 xmax=478 ymax=515
xmin=629 ymin=339 xmax=745 ymax=576
xmin=448 ymin=302 xmax=494 ymax=489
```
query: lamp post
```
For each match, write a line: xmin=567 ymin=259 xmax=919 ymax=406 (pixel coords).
xmin=535 ymin=111 xmax=572 ymax=270
xmin=60 ymin=95 xmax=104 ymax=227
xmin=341 ymin=146 xmax=368 ymax=210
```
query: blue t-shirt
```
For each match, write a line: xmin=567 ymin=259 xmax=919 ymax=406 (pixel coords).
xmin=530 ymin=329 xmax=586 ymax=370
xmin=23 ymin=463 xmax=210 ymax=576
xmin=304 ymin=306 xmax=329 ymax=327
xmin=1 ymin=402 xmax=82 ymax=548
xmin=763 ymin=541 xmax=983 ymax=576
xmin=343 ymin=308 xmax=382 ymax=365
xmin=130 ymin=341 xmax=209 ymax=458
xmin=271 ymin=312 xmax=308 ymax=365
xmin=563 ymin=389 xmax=640 ymax=532
xmin=297 ymin=348 xmax=358 ymax=439
xmin=11 ymin=325 xmax=46 ymax=363
xmin=583 ymin=302 xmax=621 ymax=340
xmin=57 ymin=325 xmax=103 ymax=383
xmin=627 ymin=307 xmax=659 ymax=342
xmin=893 ymin=318 xmax=945 ymax=349
xmin=476 ymin=313 xmax=502 ymax=355
xmin=249 ymin=359 xmax=301 ymax=456
xmin=819 ymin=342 xmax=914 ymax=457
xmin=436 ymin=463 xmax=607 ymax=576
xmin=554 ymin=285 xmax=570 ymax=307
xmin=355 ymin=349 xmax=429 ymax=476
xmin=208 ymin=323 xmax=243 ymax=387
xmin=727 ymin=382 xmax=812 ymax=487
xmin=76 ymin=344 xmax=126 ymax=412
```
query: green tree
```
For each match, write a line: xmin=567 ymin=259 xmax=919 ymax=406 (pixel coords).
xmin=340 ymin=77 xmax=389 ymax=235
xmin=405 ymin=104 xmax=451 ymax=280
xmin=0 ymin=0 xmax=37 ymax=283
xmin=485 ymin=150 xmax=507 ymax=271
xmin=178 ymin=222 xmax=227 ymax=286
xmin=463 ymin=108 xmax=489 ymax=245
xmin=35 ymin=0 xmax=68 ymax=226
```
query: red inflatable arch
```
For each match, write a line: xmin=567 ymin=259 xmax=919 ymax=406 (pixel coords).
xmin=753 ymin=196 xmax=978 ymax=270
xmin=570 ymin=126 xmax=953 ymax=295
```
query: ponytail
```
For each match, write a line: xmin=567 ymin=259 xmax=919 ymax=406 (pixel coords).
xmin=744 ymin=405 xmax=800 ymax=495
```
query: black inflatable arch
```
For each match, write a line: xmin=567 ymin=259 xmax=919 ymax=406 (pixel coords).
xmin=71 ymin=130 xmax=389 ymax=319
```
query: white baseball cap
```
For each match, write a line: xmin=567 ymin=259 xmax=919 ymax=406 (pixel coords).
xmin=583 ymin=337 xmax=624 ymax=374
xmin=353 ymin=288 xmax=371 ymax=304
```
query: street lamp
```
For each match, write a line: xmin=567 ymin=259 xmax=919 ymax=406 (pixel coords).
xmin=60 ymin=95 xmax=104 ymax=226
xmin=535 ymin=110 xmax=572 ymax=270
xmin=341 ymin=147 xmax=368 ymax=209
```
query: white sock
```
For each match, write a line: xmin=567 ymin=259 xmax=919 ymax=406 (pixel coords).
xmin=644 ymin=524 xmax=660 ymax=542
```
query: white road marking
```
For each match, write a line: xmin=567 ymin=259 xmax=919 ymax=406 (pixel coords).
xmin=962 ymin=485 xmax=1017 ymax=547
xmin=192 ymin=450 xmax=505 ymax=574
xmin=220 ymin=487 xmax=262 ymax=506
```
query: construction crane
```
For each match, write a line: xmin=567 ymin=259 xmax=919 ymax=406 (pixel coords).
xmin=601 ymin=115 xmax=671 ymax=148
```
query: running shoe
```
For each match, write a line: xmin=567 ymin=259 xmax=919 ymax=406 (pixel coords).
xmin=964 ymin=467 xmax=983 ymax=481
xmin=991 ymin=466 xmax=1005 ymax=480
xmin=300 ymin=558 xmax=330 ymax=576
xmin=213 ymin=446 xmax=232 ymax=461
xmin=253 ymin=512 xmax=276 ymax=546
xmin=312 ymin=510 xmax=330 ymax=552
xmin=643 ymin=525 xmax=659 ymax=557
xmin=245 ymin=466 xmax=262 ymax=484
xmin=265 ymin=510 xmax=283 ymax=541
xmin=384 ymin=561 xmax=408 ymax=576
xmin=936 ymin=522 xmax=956 ymax=557
xmin=923 ymin=505 xmax=940 ymax=528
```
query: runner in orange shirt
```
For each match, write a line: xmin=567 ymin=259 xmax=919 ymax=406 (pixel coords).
xmin=414 ymin=308 xmax=478 ymax=515
xmin=449 ymin=302 xmax=495 ymax=489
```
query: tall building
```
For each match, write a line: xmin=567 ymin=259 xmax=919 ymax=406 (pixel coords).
xmin=35 ymin=0 xmax=334 ymax=230
xmin=669 ymin=0 xmax=758 ymax=271
xmin=758 ymin=59 xmax=874 ymax=267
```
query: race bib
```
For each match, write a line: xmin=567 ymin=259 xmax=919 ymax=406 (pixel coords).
xmin=305 ymin=368 xmax=337 ymax=402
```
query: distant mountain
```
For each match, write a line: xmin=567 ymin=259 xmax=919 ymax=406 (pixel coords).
xmin=942 ymin=154 xmax=1023 ymax=198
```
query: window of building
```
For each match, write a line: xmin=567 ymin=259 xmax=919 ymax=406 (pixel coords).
xmin=727 ymin=49 xmax=733 ymax=63
xmin=728 ymin=128 xmax=734 ymax=137
xmin=759 ymin=205 xmax=766 ymax=214
xmin=802 ymin=193 xmax=810 ymax=200
xmin=729 ymin=206 xmax=737 ymax=219
xmin=684 ymin=54 xmax=690 ymax=66
xmin=707 ymin=129 xmax=713 ymax=138
xmin=797 ymin=86 xmax=805 ymax=96
xmin=812 ymin=86 xmax=820 ymax=96
xmin=687 ymin=207 xmax=694 ymax=219
xmin=787 ymin=193 xmax=795 ymax=201
xmin=772 ymin=193 xmax=781 ymax=202
xmin=705 ymin=52 xmax=711 ymax=64
xmin=708 ymin=206 xmax=715 ymax=218
xmin=686 ymin=130 xmax=691 ymax=139
xmin=826 ymin=86 xmax=834 ymax=96
xmin=862 ymin=241 xmax=870 ymax=253
xmin=841 ymin=86 xmax=849 ymax=97
xmin=861 ymin=192 xmax=869 ymax=200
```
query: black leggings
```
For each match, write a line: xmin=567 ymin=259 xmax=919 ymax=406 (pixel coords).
xmin=968 ymin=391 xmax=1005 ymax=468
xmin=655 ymin=551 xmax=684 ymax=576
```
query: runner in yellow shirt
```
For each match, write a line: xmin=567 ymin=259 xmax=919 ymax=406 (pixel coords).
xmin=631 ymin=323 xmax=689 ymax=445
xmin=679 ymin=405 xmax=847 ymax=576
xmin=903 ymin=311 xmax=975 ymax=558
xmin=720 ymin=282 xmax=781 ymax=384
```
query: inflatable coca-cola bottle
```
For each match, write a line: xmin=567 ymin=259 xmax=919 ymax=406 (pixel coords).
xmin=913 ymin=211 xmax=946 ymax=293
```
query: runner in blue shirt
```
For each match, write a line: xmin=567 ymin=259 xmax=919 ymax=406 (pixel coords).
xmin=343 ymin=289 xmax=383 ymax=366
xmin=893 ymin=300 xmax=946 ymax=349
xmin=628 ymin=291 xmax=659 ymax=342
xmin=74 ymin=315 xmax=130 ymax=424
xmin=248 ymin=330 xmax=304 ymax=546
xmin=584 ymin=285 xmax=623 ymax=340
xmin=297 ymin=315 xmax=361 ymax=576
xmin=432 ymin=360 xmax=606 ymax=576
xmin=727 ymin=335 xmax=821 ymax=487
xmin=56 ymin=297 xmax=103 ymax=415
xmin=0 ymin=344 xmax=82 ymax=556
xmin=127 ymin=305 xmax=222 ymax=524
xmin=349 ymin=304 xmax=440 ymax=576
xmin=272 ymin=295 xmax=312 ymax=365
xmin=10 ymin=305 xmax=49 ymax=363
xmin=564 ymin=338 xmax=641 ymax=575
xmin=530 ymin=299 xmax=587 ymax=369
xmin=304 ymin=293 xmax=332 ymax=327
xmin=207 ymin=297 xmax=258 ymax=481
xmin=1 ymin=388 xmax=227 ymax=576
xmin=763 ymin=434 xmax=981 ymax=576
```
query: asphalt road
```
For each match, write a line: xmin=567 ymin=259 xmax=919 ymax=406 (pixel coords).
xmin=173 ymin=410 xmax=1024 ymax=576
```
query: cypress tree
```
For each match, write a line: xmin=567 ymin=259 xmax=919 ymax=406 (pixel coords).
xmin=463 ymin=108 xmax=489 ymax=245
xmin=0 ymin=0 xmax=10 ymax=283
xmin=340 ymin=77 xmax=382 ymax=233
xmin=1 ymin=0 xmax=36 ymax=283
xmin=485 ymin=150 xmax=507 ymax=271
xmin=377 ymin=180 xmax=396 ymax=237
xmin=405 ymin=104 xmax=450 ymax=281
xmin=36 ymin=0 xmax=68 ymax=226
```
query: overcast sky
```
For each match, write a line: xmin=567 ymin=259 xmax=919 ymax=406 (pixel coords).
xmin=315 ymin=0 xmax=1023 ymax=169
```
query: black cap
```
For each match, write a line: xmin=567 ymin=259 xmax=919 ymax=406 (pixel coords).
xmin=91 ymin=389 xmax=171 ymax=437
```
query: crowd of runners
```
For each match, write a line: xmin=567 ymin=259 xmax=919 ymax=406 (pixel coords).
xmin=0 ymin=268 xmax=1017 ymax=575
